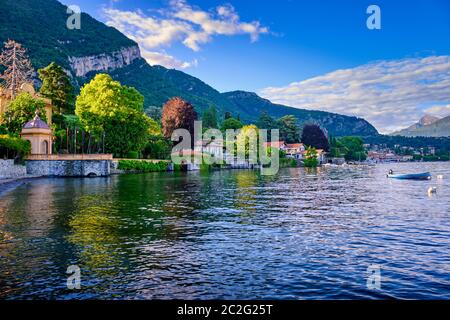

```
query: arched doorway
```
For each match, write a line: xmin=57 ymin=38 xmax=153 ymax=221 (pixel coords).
xmin=41 ymin=140 xmax=49 ymax=155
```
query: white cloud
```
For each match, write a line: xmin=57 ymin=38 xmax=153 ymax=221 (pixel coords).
xmin=103 ymin=0 xmax=268 ymax=69
xmin=424 ymin=104 xmax=450 ymax=118
xmin=259 ymin=56 xmax=450 ymax=134
xmin=140 ymin=51 xmax=197 ymax=69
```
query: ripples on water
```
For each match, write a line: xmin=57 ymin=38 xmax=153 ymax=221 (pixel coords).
xmin=0 ymin=162 xmax=449 ymax=299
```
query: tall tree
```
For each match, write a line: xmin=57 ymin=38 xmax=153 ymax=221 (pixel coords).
xmin=145 ymin=106 xmax=162 ymax=122
xmin=3 ymin=92 xmax=47 ymax=134
xmin=0 ymin=40 xmax=34 ymax=98
xmin=75 ymin=74 xmax=150 ymax=157
xmin=161 ymin=97 xmax=197 ymax=139
xmin=221 ymin=117 xmax=243 ymax=132
xmin=202 ymin=106 xmax=218 ymax=129
xmin=224 ymin=111 xmax=232 ymax=120
xmin=38 ymin=62 xmax=74 ymax=113
xmin=257 ymin=111 xmax=278 ymax=130
xmin=277 ymin=115 xmax=300 ymax=143
xmin=301 ymin=124 xmax=330 ymax=151
xmin=236 ymin=124 xmax=259 ymax=159
xmin=338 ymin=136 xmax=367 ymax=161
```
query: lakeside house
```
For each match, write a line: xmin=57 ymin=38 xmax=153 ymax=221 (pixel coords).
xmin=264 ymin=141 xmax=325 ymax=163
xmin=194 ymin=139 xmax=223 ymax=160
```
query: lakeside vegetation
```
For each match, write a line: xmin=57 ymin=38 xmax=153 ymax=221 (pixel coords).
xmin=0 ymin=134 xmax=30 ymax=159
xmin=0 ymin=39 xmax=449 ymax=166
xmin=117 ymin=160 xmax=169 ymax=173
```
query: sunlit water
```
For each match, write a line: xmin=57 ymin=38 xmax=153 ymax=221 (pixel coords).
xmin=0 ymin=162 xmax=449 ymax=300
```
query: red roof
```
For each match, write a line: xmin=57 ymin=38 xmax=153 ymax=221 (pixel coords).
xmin=263 ymin=141 xmax=286 ymax=148
xmin=286 ymin=143 xmax=303 ymax=149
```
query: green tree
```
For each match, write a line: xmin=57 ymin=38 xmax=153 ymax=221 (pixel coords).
xmin=103 ymin=111 xmax=153 ymax=157
xmin=221 ymin=117 xmax=243 ymax=132
xmin=75 ymin=74 xmax=150 ymax=157
xmin=278 ymin=115 xmax=300 ymax=143
xmin=3 ymin=92 xmax=47 ymax=134
xmin=303 ymin=147 xmax=319 ymax=167
xmin=329 ymin=135 xmax=344 ymax=157
xmin=236 ymin=124 xmax=259 ymax=159
xmin=202 ymin=106 xmax=218 ymax=129
xmin=338 ymin=136 xmax=367 ymax=161
xmin=38 ymin=62 xmax=74 ymax=113
xmin=0 ymin=134 xmax=31 ymax=159
xmin=257 ymin=111 xmax=278 ymax=130
xmin=145 ymin=106 xmax=162 ymax=122
xmin=143 ymin=137 xmax=172 ymax=160
xmin=224 ymin=111 xmax=232 ymax=120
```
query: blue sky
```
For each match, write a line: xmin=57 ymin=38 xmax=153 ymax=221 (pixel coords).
xmin=60 ymin=0 xmax=450 ymax=132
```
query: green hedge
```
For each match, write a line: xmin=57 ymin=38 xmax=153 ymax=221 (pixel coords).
xmin=0 ymin=135 xmax=31 ymax=159
xmin=280 ymin=158 xmax=298 ymax=168
xmin=118 ymin=160 xmax=169 ymax=172
xmin=126 ymin=151 xmax=140 ymax=159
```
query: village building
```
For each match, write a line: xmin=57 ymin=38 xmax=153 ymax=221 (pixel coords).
xmin=264 ymin=141 xmax=325 ymax=163
xmin=284 ymin=143 xmax=306 ymax=159
xmin=194 ymin=139 xmax=223 ymax=160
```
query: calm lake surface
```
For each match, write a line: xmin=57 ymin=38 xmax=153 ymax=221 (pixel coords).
xmin=0 ymin=162 xmax=449 ymax=299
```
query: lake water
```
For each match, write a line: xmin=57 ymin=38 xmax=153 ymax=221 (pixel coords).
xmin=0 ymin=162 xmax=449 ymax=300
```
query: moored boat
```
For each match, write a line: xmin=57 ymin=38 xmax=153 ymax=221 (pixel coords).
xmin=387 ymin=172 xmax=432 ymax=180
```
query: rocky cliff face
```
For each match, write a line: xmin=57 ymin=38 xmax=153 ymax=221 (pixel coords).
xmin=68 ymin=45 xmax=141 ymax=77
xmin=392 ymin=114 xmax=442 ymax=136
xmin=418 ymin=115 xmax=440 ymax=126
xmin=392 ymin=115 xmax=450 ymax=137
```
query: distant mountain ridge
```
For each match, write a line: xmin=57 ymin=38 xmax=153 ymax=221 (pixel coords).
xmin=392 ymin=115 xmax=450 ymax=137
xmin=0 ymin=0 xmax=378 ymax=137
xmin=222 ymin=91 xmax=378 ymax=136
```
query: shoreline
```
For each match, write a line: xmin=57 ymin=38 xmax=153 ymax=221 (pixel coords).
xmin=1 ymin=160 xmax=448 ymax=196
xmin=0 ymin=175 xmax=43 ymax=196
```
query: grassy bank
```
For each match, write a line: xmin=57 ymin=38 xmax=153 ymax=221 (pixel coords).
xmin=117 ymin=160 xmax=170 ymax=173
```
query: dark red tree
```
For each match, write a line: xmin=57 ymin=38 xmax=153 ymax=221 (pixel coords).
xmin=301 ymin=124 xmax=330 ymax=151
xmin=161 ymin=97 xmax=197 ymax=140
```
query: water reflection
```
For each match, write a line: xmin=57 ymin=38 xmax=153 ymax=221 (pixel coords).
xmin=0 ymin=162 xmax=449 ymax=299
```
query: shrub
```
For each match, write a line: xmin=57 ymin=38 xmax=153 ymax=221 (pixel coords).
xmin=303 ymin=147 xmax=319 ymax=168
xmin=118 ymin=160 xmax=169 ymax=172
xmin=0 ymin=135 xmax=31 ymax=159
xmin=126 ymin=151 xmax=140 ymax=159
xmin=279 ymin=158 xmax=298 ymax=168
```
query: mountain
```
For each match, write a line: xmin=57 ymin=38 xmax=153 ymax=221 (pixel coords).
xmin=0 ymin=0 xmax=378 ymax=137
xmin=418 ymin=115 xmax=441 ymax=126
xmin=391 ymin=115 xmax=450 ymax=137
xmin=392 ymin=115 xmax=440 ymax=136
xmin=223 ymin=91 xmax=378 ymax=136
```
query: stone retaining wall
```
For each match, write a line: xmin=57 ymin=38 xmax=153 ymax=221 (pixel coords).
xmin=0 ymin=159 xmax=27 ymax=179
xmin=26 ymin=160 xmax=111 ymax=177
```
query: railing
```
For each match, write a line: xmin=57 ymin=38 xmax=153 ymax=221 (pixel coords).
xmin=25 ymin=154 xmax=113 ymax=161
xmin=113 ymin=159 xmax=171 ymax=163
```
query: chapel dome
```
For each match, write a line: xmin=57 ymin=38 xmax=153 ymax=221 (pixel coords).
xmin=23 ymin=110 xmax=50 ymax=129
